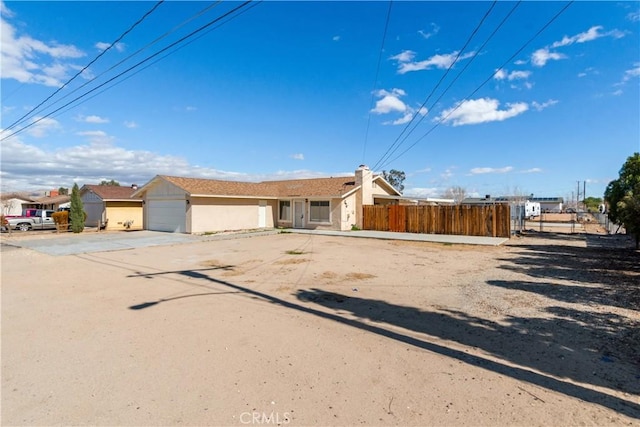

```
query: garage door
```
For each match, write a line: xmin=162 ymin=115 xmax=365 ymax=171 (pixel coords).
xmin=147 ymin=200 xmax=186 ymax=232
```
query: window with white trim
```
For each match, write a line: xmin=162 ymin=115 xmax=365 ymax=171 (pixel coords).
xmin=309 ymin=200 xmax=330 ymax=222
xmin=279 ymin=200 xmax=291 ymax=221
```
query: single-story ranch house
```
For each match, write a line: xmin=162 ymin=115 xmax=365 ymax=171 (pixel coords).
xmin=133 ymin=165 xmax=400 ymax=233
xmin=80 ymin=185 xmax=143 ymax=231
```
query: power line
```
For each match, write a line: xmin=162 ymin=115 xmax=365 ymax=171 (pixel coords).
xmin=45 ymin=1 xmax=262 ymax=122
xmin=0 ymin=1 xmax=256 ymax=142
xmin=372 ymin=1 xmax=498 ymax=171
xmin=380 ymin=1 xmax=574 ymax=169
xmin=377 ymin=0 xmax=522 ymax=171
xmin=362 ymin=0 xmax=393 ymax=164
xmin=1 ymin=0 xmax=165 ymax=134
xmin=12 ymin=1 xmax=226 ymax=128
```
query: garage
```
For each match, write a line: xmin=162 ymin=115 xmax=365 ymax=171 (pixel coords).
xmin=146 ymin=200 xmax=186 ymax=233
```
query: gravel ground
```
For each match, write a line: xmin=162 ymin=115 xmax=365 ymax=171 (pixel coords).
xmin=1 ymin=228 xmax=638 ymax=426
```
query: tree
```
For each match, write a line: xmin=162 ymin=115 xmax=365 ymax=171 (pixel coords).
xmin=382 ymin=169 xmax=405 ymax=193
xmin=69 ymin=183 xmax=85 ymax=233
xmin=58 ymin=187 xmax=69 ymax=195
xmin=604 ymin=152 xmax=640 ymax=249
xmin=583 ymin=196 xmax=602 ymax=212
xmin=100 ymin=179 xmax=120 ymax=186
xmin=442 ymin=186 xmax=467 ymax=204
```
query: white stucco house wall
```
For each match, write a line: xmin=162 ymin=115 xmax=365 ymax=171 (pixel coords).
xmin=133 ymin=165 xmax=401 ymax=234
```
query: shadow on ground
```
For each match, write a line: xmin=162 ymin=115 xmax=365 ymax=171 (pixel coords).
xmin=127 ymin=258 xmax=640 ymax=419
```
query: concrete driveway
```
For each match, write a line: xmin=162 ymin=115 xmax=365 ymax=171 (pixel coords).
xmin=1 ymin=230 xmax=201 ymax=256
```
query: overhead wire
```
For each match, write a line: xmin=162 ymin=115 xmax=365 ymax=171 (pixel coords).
xmin=0 ymin=0 xmax=255 ymax=142
xmin=44 ymin=1 xmax=262 ymax=121
xmin=381 ymin=1 xmax=574 ymax=169
xmin=372 ymin=0 xmax=498 ymax=171
xmin=376 ymin=0 xmax=522 ymax=171
xmin=361 ymin=0 xmax=393 ymax=164
xmin=1 ymin=0 xmax=166 ymax=134
xmin=2 ymin=1 xmax=224 ymax=134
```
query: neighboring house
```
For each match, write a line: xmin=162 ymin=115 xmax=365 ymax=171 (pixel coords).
xmin=0 ymin=193 xmax=38 ymax=216
xmin=133 ymin=165 xmax=400 ymax=234
xmin=80 ymin=185 xmax=143 ymax=231
xmin=530 ymin=197 xmax=563 ymax=213
xmin=22 ymin=191 xmax=71 ymax=211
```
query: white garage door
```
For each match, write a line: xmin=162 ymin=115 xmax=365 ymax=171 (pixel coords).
xmin=147 ymin=200 xmax=186 ymax=232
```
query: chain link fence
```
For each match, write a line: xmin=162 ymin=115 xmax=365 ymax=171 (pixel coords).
xmin=592 ymin=212 xmax=625 ymax=234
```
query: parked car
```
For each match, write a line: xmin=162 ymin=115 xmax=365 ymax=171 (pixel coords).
xmin=565 ymin=208 xmax=576 ymax=214
xmin=3 ymin=209 xmax=57 ymax=231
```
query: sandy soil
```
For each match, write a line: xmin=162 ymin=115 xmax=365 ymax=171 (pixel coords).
xmin=1 ymin=229 xmax=638 ymax=426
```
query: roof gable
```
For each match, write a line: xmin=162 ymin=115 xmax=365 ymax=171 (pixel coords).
xmin=81 ymin=185 xmax=141 ymax=200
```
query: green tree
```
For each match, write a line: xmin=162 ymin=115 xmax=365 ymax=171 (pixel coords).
xmin=604 ymin=152 xmax=640 ymax=249
xmin=58 ymin=187 xmax=69 ymax=195
xmin=583 ymin=196 xmax=602 ymax=212
xmin=69 ymin=183 xmax=85 ymax=233
xmin=382 ymin=169 xmax=405 ymax=193
xmin=99 ymin=179 xmax=120 ymax=186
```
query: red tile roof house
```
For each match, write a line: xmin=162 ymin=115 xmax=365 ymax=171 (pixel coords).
xmin=80 ymin=185 xmax=144 ymax=231
xmin=132 ymin=165 xmax=401 ymax=234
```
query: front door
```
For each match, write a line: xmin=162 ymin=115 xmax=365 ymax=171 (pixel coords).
xmin=293 ymin=200 xmax=304 ymax=228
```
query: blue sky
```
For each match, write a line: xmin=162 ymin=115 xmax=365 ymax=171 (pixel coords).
xmin=1 ymin=1 xmax=639 ymax=201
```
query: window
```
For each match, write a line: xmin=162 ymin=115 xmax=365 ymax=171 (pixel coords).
xmin=310 ymin=200 xmax=330 ymax=222
xmin=279 ymin=200 xmax=291 ymax=221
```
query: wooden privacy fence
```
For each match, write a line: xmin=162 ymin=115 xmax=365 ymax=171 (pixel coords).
xmin=363 ymin=204 xmax=511 ymax=238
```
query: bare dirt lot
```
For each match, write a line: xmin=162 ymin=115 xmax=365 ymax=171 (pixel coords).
xmin=2 ymin=230 xmax=639 ymax=426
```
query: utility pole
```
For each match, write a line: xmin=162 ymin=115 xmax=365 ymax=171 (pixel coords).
xmin=576 ymin=181 xmax=580 ymax=211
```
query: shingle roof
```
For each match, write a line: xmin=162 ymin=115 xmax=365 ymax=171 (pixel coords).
xmin=82 ymin=185 xmax=142 ymax=200
xmin=35 ymin=194 xmax=71 ymax=204
xmin=159 ymin=175 xmax=358 ymax=198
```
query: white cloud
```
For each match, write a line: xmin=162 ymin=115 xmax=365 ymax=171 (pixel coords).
xmin=437 ymin=98 xmax=528 ymax=126
xmin=124 ymin=121 xmax=138 ymax=129
xmin=531 ymin=99 xmax=558 ymax=111
xmin=289 ymin=153 xmax=304 ymax=160
xmin=622 ymin=63 xmax=640 ymax=81
xmin=76 ymin=130 xmax=114 ymax=144
xmin=26 ymin=117 xmax=61 ymax=138
xmin=77 ymin=114 xmax=109 ymax=124
xmin=494 ymin=69 xmax=531 ymax=81
xmin=389 ymin=50 xmax=415 ymax=63
xmin=533 ymin=26 xmax=625 ymax=67
xmin=0 ymin=132 xmax=352 ymax=192
xmin=95 ymin=41 xmax=126 ymax=52
xmin=531 ymin=48 xmax=566 ymax=67
xmin=628 ymin=11 xmax=640 ymax=22
xmin=470 ymin=166 xmax=513 ymax=175
xmin=1 ymin=6 xmax=86 ymax=87
xmin=332 ymin=35 xmax=340 ymax=41
xmin=551 ymin=26 xmax=605 ymax=48
xmin=508 ymin=70 xmax=531 ymax=80
xmin=493 ymin=69 xmax=507 ymax=80
xmin=371 ymin=89 xmax=427 ymax=126
xmin=514 ymin=59 xmax=527 ymax=65
xmin=0 ymin=133 xmax=247 ymax=191
xmin=371 ymin=88 xmax=407 ymax=114
xmin=392 ymin=50 xmax=476 ymax=74
xmin=418 ymin=23 xmax=440 ymax=40
xmin=403 ymin=187 xmax=440 ymax=198
xmin=521 ymin=168 xmax=542 ymax=174
xmin=612 ymin=89 xmax=623 ymax=96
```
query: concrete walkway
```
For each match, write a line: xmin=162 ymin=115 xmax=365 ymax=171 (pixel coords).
xmin=287 ymin=229 xmax=509 ymax=246
xmin=2 ymin=228 xmax=507 ymax=257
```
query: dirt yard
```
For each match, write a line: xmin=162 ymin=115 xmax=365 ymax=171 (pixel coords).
xmin=1 ymin=229 xmax=638 ymax=426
